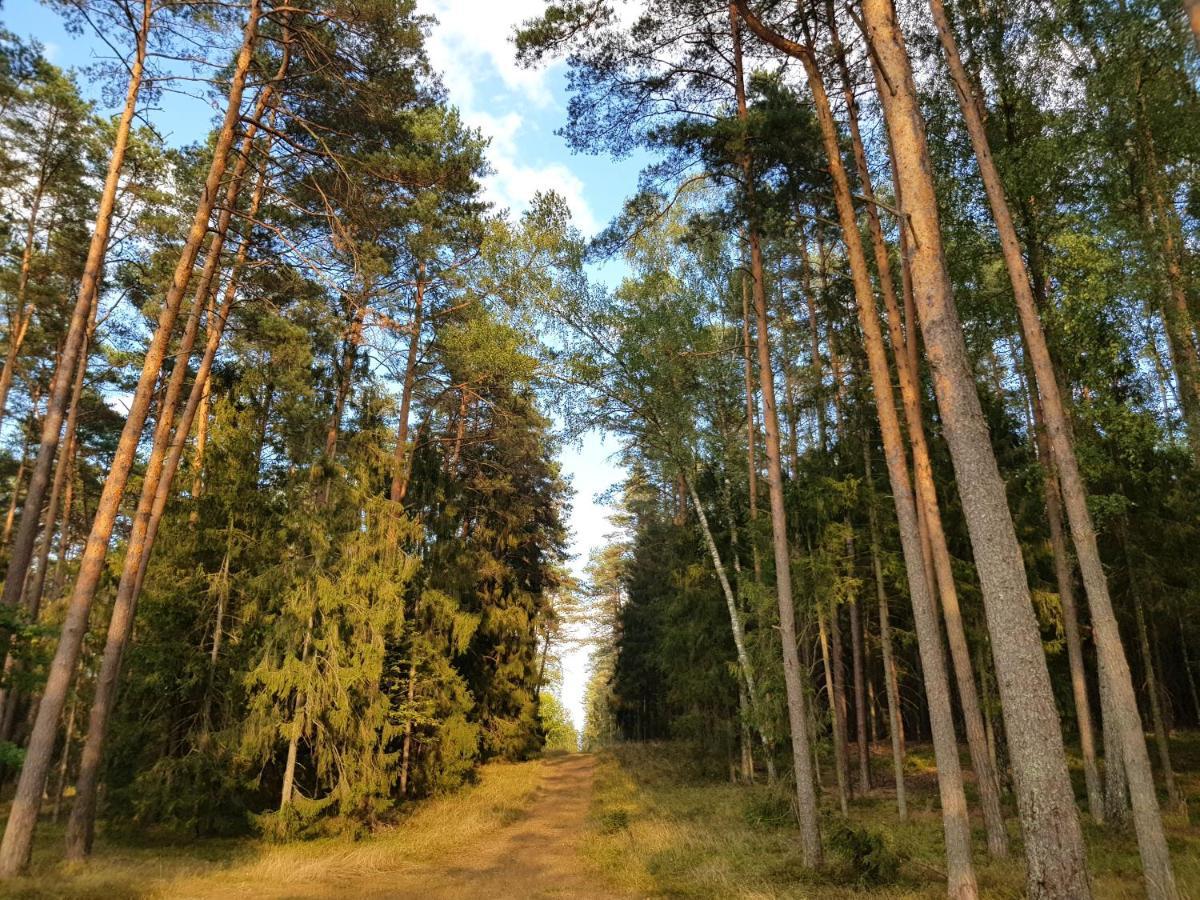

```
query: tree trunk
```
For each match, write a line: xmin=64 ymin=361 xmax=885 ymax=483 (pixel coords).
xmin=849 ymin=591 xmax=870 ymax=793
xmin=684 ymin=473 xmax=776 ymax=779
xmin=64 ymin=117 xmax=277 ymax=861
xmin=730 ymin=7 xmax=822 ymax=864
xmin=828 ymin=598 xmax=852 ymax=800
xmin=797 ymin=232 xmax=826 ymax=454
xmin=1180 ymin=615 xmax=1200 ymax=727
xmin=924 ymin=1 xmax=1177 ymax=892
xmin=22 ymin=307 xmax=91 ymax=621
xmin=326 ymin=299 xmax=368 ymax=460
xmin=827 ymin=4 xmax=1009 ymax=854
xmin=740 ymin=266 xmax=762 ymax=579
xmin=1101 ymin=670 xmax=1130 ymax=827
xmin=1186 ymin=0 xmax=1200 ymax=50
xmin=0 ymin=5 xmax=261 ymax=875
xmin=391 ymin=262 xmax=424 ymax=503
xmin=49 ymin=694 xmax=76 ymax=825
xmin=852 ymin=0 xmax=1092 ymax=893
xmin=817 ymin=603 xmax=850 ymax=815
xmin=866 ymin=466 xmax=907 ymax=819
xmin=1132 ymin=590 xmax=1182 ymax=812
xmin=3 ymin=419 xmax=32 ymax=548
xmin=0 ymin=179 xmax=46 ymax=428
xmin=1031 ymin=385 xmax=1103 ymax=821
xmin=281 ymin=613 xmax=314 ymax=809
xmin=399 ymin=658 xmax=418 ymax=795
xmin=0 ymin=0 xmax=152 ymax=639
xmin=735 ymin=7 xmax=980 ymax=892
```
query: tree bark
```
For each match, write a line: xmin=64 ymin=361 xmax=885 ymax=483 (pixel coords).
xmin=735 ymin=7 xmax=980 ymax=893
xmin=0 ymin=5 xmax=261 ymax=875
xmin=1131 ymin=589 xmax=1182 ymax=812
xmin=1186 ymin=0 xmax=1200 ymax=50
xmin=49 ymin=694 xmax=76 ymax=825
xmin=683 ymin=473 xmax=776 ymax=781
xmin=22 ymin=307 xmax=91 ymax=621
xmin=281 ymin=612 xmax=314 ymax=808
xmin=739 ymin=266 xmax=762 ymax=579
xmin=849 ymin=591 xmax=870 ymax=793
xmin=828 ymin=597 xmax=852 ymax=800
xmin=817 ymin=603 xmax=849 ymax=814
xmin=730 ymin=6 xmax=822 ymax=865
xmin=391 ymin=263 xmax=425 ymax=503
xmin=1031 ymin=384 xmax=1103 ymax=821
xmin=1101 ymin=670 xmax=1130 ymax=827
xmin=827 ymin=5 xmax=1008 ymax=854
xmin=0 ymin=0 xmax=152 ymax=636
xmin=866 ymin=462 xmax=907 ymax=819
xmin=838 ymin=1 xmax=1095 ymax=894
xmin=64 ymin=112 xmax=278 ymax=860
xmin=0 ymin=177 xmax=46 ymax=428
xmin=924 ymin=1 xmax=1176 ymax=892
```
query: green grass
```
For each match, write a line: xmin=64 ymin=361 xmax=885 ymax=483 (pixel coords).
xmin=0 ymin=757 xmax=548 ymax=899
xmin=582 ymin=736 xmax=1200 ymax=898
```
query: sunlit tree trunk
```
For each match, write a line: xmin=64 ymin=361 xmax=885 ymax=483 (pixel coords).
xmin=730 ymin=7 xmax=822 ymax=864
xmin=925 ymin=1 xmax=1176 ymax=892
xmin=826 ymin=6 xmax=1008 ymax=854
xmin=391 ymin=262 xmax=425 ymax=503
xmin=735 ymin=6 xmax=979 ymax=893
xmin=1030 ymin=383 xmax=1103 ymax=821
xmin=0 ymin=177 xmax=46 ymax=428
xmin=856 ymin=0 xmax=1091 ymax=892
xmin=0 ymin=4 xmax=261 ymax=874
xmin=0 ymin=0 xmax=153 ymax=646
xmin=1186 ymin=0 xmax=1200 ymax=50
xmin=64 ymin=98 xmax=279 ymax=860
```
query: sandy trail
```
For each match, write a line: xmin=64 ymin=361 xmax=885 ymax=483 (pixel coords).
xmin=211 ymin=753 xmax=628 ymax=899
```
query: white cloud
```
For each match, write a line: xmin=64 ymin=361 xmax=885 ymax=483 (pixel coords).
xmin=426 ymin=3 xmax=601 ymax=236
xmin=459 ymin=110 xmax=600 ymax=235
xmin=424 ymin=0 xmax=558 ymax=110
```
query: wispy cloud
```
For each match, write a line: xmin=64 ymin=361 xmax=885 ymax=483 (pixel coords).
xmin=424 ymin=0 xmax=600 ymax=236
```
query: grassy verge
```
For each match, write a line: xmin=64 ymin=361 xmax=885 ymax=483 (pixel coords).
xmin=1 ymin=756 xmax=547 ymax=899
xmin=583 ymin=738 xmax=1200 ymax=899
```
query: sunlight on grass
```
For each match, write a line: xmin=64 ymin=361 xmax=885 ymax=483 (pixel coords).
xmin=582 ymin=739 xmax=1200 ymax=899
xmin=3 ymin=757 xmax=547 ymax=899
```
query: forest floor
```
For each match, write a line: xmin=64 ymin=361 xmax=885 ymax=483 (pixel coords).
xmin=4 ymin=736 xmax=1200 ymax=898
xmin=4 ymin=753 xmax=613 ymax=899
xmin=585 ymin=738 xmax=1200 ymax=898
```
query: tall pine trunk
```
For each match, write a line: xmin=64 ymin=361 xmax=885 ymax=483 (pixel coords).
xmin=0 ymin=0 xmax=153 ymax=640
xmin=64 ymin=88 xmax=281 ymax=860
xmin=730 ymin=7 xmax=822 ymax=864
xmin=925 ymin=2 xmax=1177 ymax=893
xmin=0 ymin=4 xmax=261 ymax=874
xmin=735 ymin=7 xmax=980 ymax=892
xmin=856 ymin=0 xmax=1090 ymax=893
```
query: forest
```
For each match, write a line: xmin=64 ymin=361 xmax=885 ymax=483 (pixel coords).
xmin=0 ymin=0 xmax=1196 ymax=897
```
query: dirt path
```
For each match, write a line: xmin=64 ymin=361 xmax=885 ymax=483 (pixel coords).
xmin=261 ymin=753 xmax=627 ymax=899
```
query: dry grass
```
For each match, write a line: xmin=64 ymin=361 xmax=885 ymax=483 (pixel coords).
xmin=582 ymin=738 xmax=1200 ymax=899
xmin=0 ymin=757 xmax=547 ymax=899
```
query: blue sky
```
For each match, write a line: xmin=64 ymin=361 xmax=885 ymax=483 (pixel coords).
xmin=5 ymin=0 xmax=639 ymax=732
